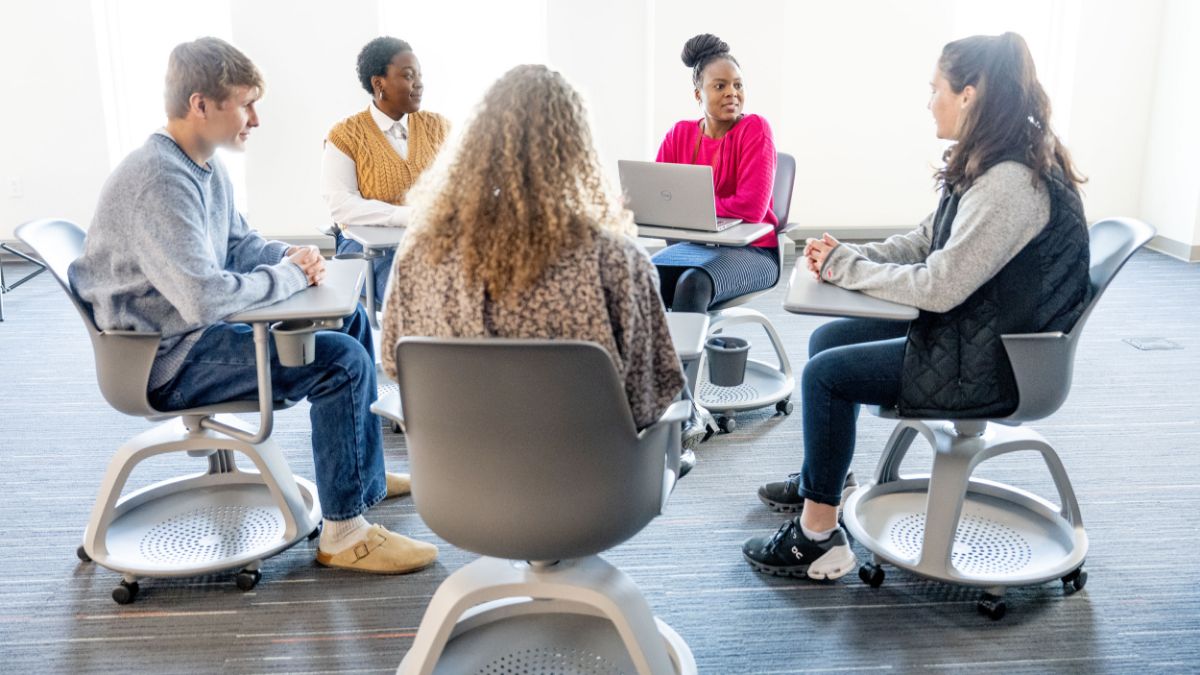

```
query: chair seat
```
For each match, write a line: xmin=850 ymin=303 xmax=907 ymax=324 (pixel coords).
xmin=145 ymin=398 xmax=297 ymax=422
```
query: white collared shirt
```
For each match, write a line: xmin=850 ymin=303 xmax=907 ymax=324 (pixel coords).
xmin=320 ymin=103 xmax=412 ymax=228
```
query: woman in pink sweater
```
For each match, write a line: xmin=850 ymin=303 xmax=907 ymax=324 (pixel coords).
xmin=653 ymin=33 xmax=779 ymax=313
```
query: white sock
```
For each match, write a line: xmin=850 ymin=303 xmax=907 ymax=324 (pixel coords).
xmin=319 ymin=515 xmax=370 ymax=553
xmin=800 ymin=521 xmax=836 ymax=543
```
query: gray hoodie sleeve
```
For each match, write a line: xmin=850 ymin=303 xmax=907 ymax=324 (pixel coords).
xmin=134 ymin=175 xmax=308 ymax=327
xmin=821 ymin=161 xmax=1050 ymax=313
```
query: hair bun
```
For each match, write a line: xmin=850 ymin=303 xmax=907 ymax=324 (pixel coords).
xmin=681 ymin=33 xmax=729 ymax=68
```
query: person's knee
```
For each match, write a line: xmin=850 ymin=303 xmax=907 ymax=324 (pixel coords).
xmin=317 ymin=333 xmax=373 ymax=382
xmin=809 ymin=321 xmax=839 ymax=358
xmin=672 ymin=269 xmax=713 ymax=313
xmin=801 ymin=352 xmax=838 ymax=393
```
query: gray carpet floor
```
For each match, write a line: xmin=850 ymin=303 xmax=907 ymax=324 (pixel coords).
xmin=0 ymin=250 xmax=1197 ymax=674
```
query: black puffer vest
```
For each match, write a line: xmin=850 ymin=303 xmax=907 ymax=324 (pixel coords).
xmin=897 ymin=161 xmax=1091 ymax=419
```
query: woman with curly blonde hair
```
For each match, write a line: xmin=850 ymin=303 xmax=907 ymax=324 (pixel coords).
xmin=380 ymin=64 xmax=686 ymax=435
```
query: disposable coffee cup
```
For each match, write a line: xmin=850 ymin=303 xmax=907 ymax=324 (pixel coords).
xmin=271 ymin=319 xmax=317 ymax=367
xmin=705 ymin=336 xmax=751 ymax=387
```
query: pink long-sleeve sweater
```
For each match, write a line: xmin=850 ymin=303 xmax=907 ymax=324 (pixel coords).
xmin=655 ymin=114 xmax=778 ymax=247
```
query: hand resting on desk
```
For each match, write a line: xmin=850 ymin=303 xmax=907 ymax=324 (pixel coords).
xmin=804 ymin=233 xmax=841 ymax=280
xmin=287 ymin=245 xmax=326 ymax=286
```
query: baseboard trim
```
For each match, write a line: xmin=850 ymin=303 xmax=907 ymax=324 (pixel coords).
xmin=784 ymin=226 xmax=912 ymax=243
xmin=1146 ymin=235 xmax=1200 ymax=262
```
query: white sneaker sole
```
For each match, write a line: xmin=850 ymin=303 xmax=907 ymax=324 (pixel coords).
xmin=806 ymin=544 xmax=859 ymax=581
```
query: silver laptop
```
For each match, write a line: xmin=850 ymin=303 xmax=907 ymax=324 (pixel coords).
xmin=618 ymin=160 xmax=742 ymax=231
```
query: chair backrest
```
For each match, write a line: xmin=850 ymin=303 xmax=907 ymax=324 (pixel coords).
xmin=771 ymin=152 xmax=797 ymax=227
xmin=394 ymin=338 xmax=669 ymax=561
xmin=16 ymin=219 xmax=162 ymax=418
xmin=708 ymin=151 xmax=797 ymax=312
xmin=1001 ymin=217 xmax=1155 ymax=422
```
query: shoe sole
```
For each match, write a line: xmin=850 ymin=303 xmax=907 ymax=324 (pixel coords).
xmin=315 ymin=554 xmax=437 ymax=575
xmin=758 ymin=483 xmax=858 ymax=514
xmin=742 ymin=545 xmax=859 ymax=581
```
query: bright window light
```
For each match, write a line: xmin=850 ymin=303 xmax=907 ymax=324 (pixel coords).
xmin=378 ymin=0 xmax=548 ymax=129
xmin=91 ymin=0 xmax=248 ymax=213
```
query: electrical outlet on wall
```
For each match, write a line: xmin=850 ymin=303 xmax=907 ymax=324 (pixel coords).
xmin=8 ymin=177 xmax=21 ymax=199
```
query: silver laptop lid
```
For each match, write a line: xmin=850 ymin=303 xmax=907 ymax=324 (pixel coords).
xmin=617 ymin=160 xmax=741 ymax=231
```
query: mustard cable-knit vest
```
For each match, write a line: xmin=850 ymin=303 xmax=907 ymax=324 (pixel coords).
xmin=327 ymin=107 xmax=450 ymax=208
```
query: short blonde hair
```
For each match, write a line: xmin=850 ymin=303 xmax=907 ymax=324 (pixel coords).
xmin=164 ymin=37 xmax=264 ymax=119
xmin=403 ymin=64 xmax=634 ymax=300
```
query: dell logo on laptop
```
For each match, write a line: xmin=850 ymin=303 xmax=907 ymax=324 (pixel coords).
xmin=660 ymin=190 xmax=672 ymax=201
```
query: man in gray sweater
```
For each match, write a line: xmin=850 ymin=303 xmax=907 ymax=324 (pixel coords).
xmin=69 ymin=37 xmax=436 ymax=575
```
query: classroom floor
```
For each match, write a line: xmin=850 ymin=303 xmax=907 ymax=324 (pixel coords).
xmin=1 ymin=250 xmax=1197 ymax=674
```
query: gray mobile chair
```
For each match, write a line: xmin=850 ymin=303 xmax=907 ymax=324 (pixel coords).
xmin=18 ymin=219 xmax=321 ymax=604
xmin=387 ymin=338 xmax=696 ymax=675
xmin=844 ymin=217 xmax=1155 ymax=620
xmin=693 ymin=152 xmax=798 ymax=433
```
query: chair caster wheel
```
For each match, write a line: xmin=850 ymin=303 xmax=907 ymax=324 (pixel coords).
xmin=1062 ymin=567 xmax=1087 ymax=594
xmin=76 ymin=545 xmax=91 ymax=562
xmin=235 ymin=569 xmax=262 ymax=591
xmin=977 ymin=592 xmax=1006 ymax=620
xmin=858 ymin=563 xmax=884 ymax=588
xmin=307 ymin=522 xmax=323 ymax=540
xmin=390 ymin=420 xmax=403 ymax=434
xmin=717 ymin=415 xmax=736 ymax=433
xmin=112 ymin=580 xmax=139 ymax=605
xmin=775 ymin=399 xmax=793 ymax=415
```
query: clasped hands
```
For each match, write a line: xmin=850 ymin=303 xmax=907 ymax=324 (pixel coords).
xmin=803 ymin=233 xmax=841 ymax=281
xmin=286 ymin=245 xmax=326 ymax=286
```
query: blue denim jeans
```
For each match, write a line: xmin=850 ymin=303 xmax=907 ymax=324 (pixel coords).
xmin=799 ymin=318 xmax=909 ymax=506
xmin=335 ymin=230 xmax=395 ymax=303
xmin=149 ymin=305 xmax=385 ymax=520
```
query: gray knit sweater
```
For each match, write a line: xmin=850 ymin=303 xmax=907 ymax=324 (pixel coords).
xmin=69 ymin=132 xmax=308 ymax=389
xmin=822 ymin=161 xmax=1051 ymax=313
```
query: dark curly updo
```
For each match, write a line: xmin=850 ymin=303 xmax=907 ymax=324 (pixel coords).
xmin=356 ymin=36 xmax=413 ymax=94
xmin=682 ymin=33 xmax=739 ymax=87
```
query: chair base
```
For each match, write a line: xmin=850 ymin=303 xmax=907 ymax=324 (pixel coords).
xmin=79 ymin=416 xmax=321 ymax=599
xmin=844 ymin=476 xmax=1087 ymax=588
xmin=399 ymin=598 xmax=695 ymax=675
xmin=399 ymin=556 xmax=696 ymax=675
xmin=844 ymin=417 xmax=1089 ymax=618
xmin=696 ymin=358 xmax=794 ymax=414
xmin=694 ymin=307 xmax=795 ymax=421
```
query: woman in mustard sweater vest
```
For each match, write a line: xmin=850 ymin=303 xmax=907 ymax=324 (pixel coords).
xmin=321 ymin=37 xmax=451 ymax=301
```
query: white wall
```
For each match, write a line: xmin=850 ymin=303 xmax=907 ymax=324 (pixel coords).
xmin=231 ymin=0 xmax=378 ymax=236
xmin=2 ymin=0 xmax=1197 ymax=256
xmin=0 ymin=1 xmax=111 ymax=241
xmin=1139 ymin=0 xmax=1200 ymax=259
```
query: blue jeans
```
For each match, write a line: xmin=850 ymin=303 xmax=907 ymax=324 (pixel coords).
xmin=799 ymin=318 xmax=908 ymax=506
xmin=335 ymin=230 xmax=395 ymax=303
xmin=149 ymin=305 xmax=385 ymax=520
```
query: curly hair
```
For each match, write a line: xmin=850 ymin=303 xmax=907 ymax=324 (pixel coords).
xmin=682 ymin=33 xmax=740 ymax=87
xmin=401 ymin=64 xmax=634 ymax=300
xmin=356 ymin=37 xmax=412 ymax=94
xmin=936 ymin=32 xmax=1085 ymax=193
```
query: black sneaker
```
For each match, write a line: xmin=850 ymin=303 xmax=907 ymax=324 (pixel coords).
xmin=742 ymin=517 xmax=858 ymax=580
xmin=758 ymin=471 xmax=858 ymax=513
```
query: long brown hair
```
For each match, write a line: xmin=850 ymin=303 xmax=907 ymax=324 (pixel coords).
xmin=936 ymin=32 xmax=1085 ymax=193
xmin=401 ymin=64 xmax=634 ymax=300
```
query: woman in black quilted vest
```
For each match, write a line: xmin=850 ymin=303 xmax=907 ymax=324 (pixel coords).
xmin=743 ymin=32 xmax=1091 ymax=581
